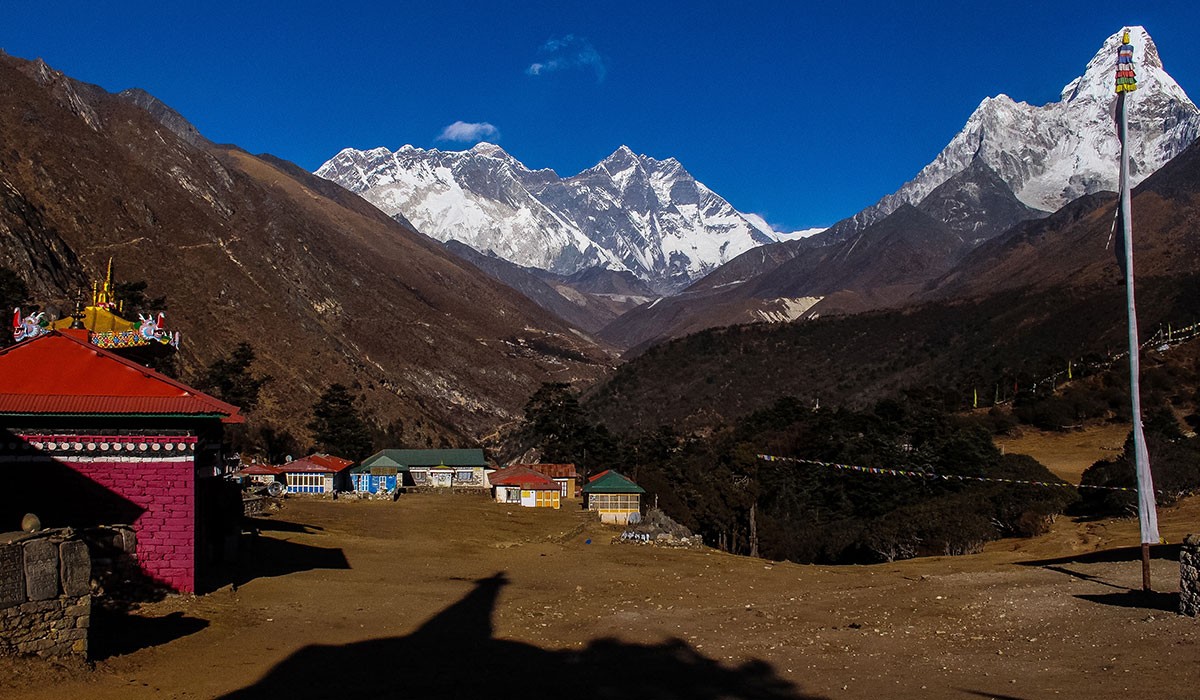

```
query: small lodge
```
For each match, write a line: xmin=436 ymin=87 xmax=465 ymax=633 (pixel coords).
xmin=582 ymin=470 xmax=646 ymax=525
xmin=356 ymin=448 xmax=489 ymax=490
xmin=279 ymin=453 xmax=354 ymax=494
xmin=522 ymin=463 xmax=579 ymax=500
xmin=0 ymin=329 xmax=242 ymax=593
xmin=487 ymin=466 xmax=561 ymax=509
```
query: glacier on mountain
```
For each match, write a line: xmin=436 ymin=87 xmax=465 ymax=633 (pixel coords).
xmin=316 ymin=142 xmax=783 ymax=292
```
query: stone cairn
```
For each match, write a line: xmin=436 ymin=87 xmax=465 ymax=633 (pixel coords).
xmin=1182 ymin=534 xmax=1200 ymax=617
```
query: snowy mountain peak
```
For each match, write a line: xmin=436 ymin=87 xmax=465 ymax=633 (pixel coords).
xmin=469 ymin=141 xmax=508 ymax=157
xmin=316 ymin=144 xmax=782 ymax=292
xmin=1062 ymin=26 xmax=1182 ymax=105
xmin=845 ymin=26 xmax=1199 ymax=231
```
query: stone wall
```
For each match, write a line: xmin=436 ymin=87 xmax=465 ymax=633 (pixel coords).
xmin=0 ymin=530 xmax=91 ymax=658
xmin=1182 ymin=534 xmax=1200 ymax=617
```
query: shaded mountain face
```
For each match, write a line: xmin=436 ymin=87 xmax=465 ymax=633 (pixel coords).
xmin=914 ymin=158 xmax=1049 ymax=244
xmin=925 ymin=136 xmax=1200 ymax=301
xmin=315 ymin=143 xmax=779 ymax=294
xmin=0 ymin=52 xmax=608 ymax=442
xmin=440 ymin=241 xmax=622 ymax=336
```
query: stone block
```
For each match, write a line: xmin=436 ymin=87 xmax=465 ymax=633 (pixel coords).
xmin=58 ymin=541 xmax=91 ymax=597
xmin=22 ymin=539 xmax=59 ymax=601
xmin=0 ymin=544 xmax=25 ymax=609
xmin=119 ymin=528 xmax=137 ymax=554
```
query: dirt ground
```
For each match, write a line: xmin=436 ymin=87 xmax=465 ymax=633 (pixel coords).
xmin=2 ymin=488 xmax=1197 ymax=700
xmin=995 ymin=423 xmax=1130 ymax=483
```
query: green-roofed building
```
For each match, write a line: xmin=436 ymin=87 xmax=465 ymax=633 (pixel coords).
xmin=353 ymin=449 xmax=490 ymax=491
xmin=582 ymin=470 xmax=645 ymax=524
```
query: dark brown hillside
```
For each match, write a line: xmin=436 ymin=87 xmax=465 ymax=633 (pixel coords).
xmin=585 ymin=275 xmax=1200 ymax=433
xmin=0 ymin=52 xmax=607 ymax=441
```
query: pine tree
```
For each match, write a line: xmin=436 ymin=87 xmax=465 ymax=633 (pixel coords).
xmin=196 ymin=342 xmax=271 ymax=412
xmin=309 ymin=383 xmax=374 ymax=462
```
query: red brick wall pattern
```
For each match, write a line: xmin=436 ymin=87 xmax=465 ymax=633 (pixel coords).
xmin=64 ymin=459 xmax=196 ymax=592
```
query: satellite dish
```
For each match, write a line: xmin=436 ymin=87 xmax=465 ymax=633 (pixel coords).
xmin=267 ymin=482 xmax=285 ymax=497
xmin=627 ymin=512 xmax=642 ymax=525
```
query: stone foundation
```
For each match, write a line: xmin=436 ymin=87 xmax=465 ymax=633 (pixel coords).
xmin=1182 ymin=534 xmax=1200 ymax=617
xmin=0 ymin=530 xmax=92 ymax=658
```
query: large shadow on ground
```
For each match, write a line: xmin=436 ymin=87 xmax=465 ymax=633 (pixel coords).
xmin=202 ymin=517 xmax=350 ymax=592
xmin=89 ymin=609 xmax=209 ymax=660
xmin=219 ymin=572 xmax=824 ymax=700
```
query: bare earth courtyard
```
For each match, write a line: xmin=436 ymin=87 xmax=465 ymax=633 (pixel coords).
xmin=2 ymin=493 xmax=1197 ymax=700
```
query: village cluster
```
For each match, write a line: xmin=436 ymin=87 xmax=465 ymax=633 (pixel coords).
xmin=236 ymin=449 xmax=646 ymax=524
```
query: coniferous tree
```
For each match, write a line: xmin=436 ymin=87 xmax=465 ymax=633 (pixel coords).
xmin=309 ymin=383 xmax=374 ymax=462
xmin=196 ymin=342 xmax=271 ymax=412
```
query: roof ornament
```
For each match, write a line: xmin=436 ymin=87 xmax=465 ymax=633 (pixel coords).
xmin=12 ymin=307 xmax=50 ymax=342
xmin=69 ymin=293 xmax=86 ymax=329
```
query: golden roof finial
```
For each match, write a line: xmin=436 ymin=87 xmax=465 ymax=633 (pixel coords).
xmin=95 ymin=256 xmax=115 ymax=307
xmin=1123 ymin=29 xmax=1131 ymax=45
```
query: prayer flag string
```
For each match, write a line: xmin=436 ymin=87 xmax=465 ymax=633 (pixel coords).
xmin=756 ymin=453 xmax=1155 ymax=493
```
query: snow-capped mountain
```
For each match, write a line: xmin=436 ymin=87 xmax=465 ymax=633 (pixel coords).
xmin=844 ymin=26 xmax=1199 ymax=232
xmin=316 ymin=143 xmax=779 ymax=292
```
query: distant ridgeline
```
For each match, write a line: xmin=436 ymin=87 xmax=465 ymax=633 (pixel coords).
xmin=11 ymin=258 xmax=177 ymax=362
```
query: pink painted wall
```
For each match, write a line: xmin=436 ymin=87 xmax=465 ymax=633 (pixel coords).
xmin=68 ymin=459 xmax=196 ymax=592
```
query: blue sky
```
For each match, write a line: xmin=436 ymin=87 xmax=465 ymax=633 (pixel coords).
xmin=3 ymin=1 xmax=1198 ymax=230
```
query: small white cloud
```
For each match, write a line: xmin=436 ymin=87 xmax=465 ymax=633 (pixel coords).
xmin=525 ymin=34 xmax=606 ymax=82
xmin=436 ymin=121 xmax=500 ymax=143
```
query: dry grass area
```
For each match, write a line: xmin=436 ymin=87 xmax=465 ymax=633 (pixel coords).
xmin=995 ymin=423 xmax=1131 ymax=483
xmin=2 ymin=491 xmax=1198 ymax=700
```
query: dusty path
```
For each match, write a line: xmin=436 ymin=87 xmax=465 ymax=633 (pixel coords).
xmin=2 ymin=494 xmax=1197 ymax=699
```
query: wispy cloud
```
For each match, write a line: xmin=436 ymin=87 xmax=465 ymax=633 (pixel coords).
xmin=526 ymin=34 xmax=606 ymax=82
xmin=436 ymin=121 xmax=500 ymax=143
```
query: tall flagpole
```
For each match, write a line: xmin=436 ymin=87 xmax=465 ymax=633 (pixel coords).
xmin=1115 ymin=28 xmax=1159 ymax=592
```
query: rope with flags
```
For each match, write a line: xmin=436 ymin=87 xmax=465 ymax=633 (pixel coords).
xmin=757 ymin=453 xmax=1156 ymax=493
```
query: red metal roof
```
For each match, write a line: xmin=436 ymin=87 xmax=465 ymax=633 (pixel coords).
xmin=238 ymin=463 xmax=283 ymax=476
xmin=281 ymin=453 xmax=355 ymax=473
xmin=0 ymin=331 xmax=242 ymax=423
xmin=512 ymin=463 xmax=578 ymax=479
xmin=588 ymin=469 xmax=612 ymax=483
xmin=488 ymin=466 xmax=559 ymax=490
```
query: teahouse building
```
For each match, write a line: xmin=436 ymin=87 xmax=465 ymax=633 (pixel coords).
xmin=487 ymin=466 xmax=561 ymax=509
xmin=0 ymin=329 xmax=242 ymax=593
xmin=357 ymin=449 xmax=489 ymax=490
xmin=279 ymin=454 xmax=354 ymax=494
xmin=582 ymin=470 xmax=645 ymax=525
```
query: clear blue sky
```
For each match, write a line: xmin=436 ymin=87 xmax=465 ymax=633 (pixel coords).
xmin=3 ymin=1 xmax=1198 ymax=231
